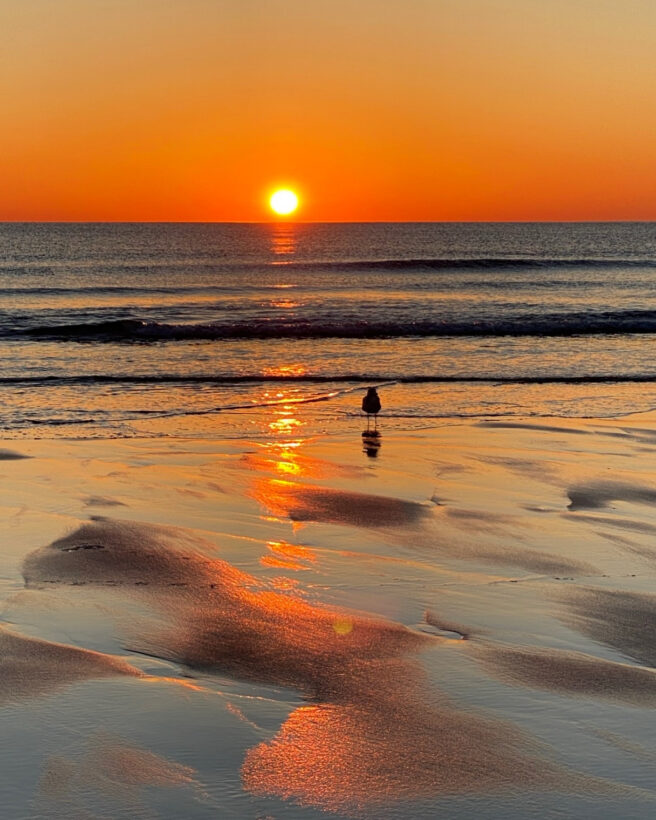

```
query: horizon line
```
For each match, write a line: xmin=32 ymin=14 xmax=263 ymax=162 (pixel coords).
xmin=2 ymin=219 xmax=656 ymax=226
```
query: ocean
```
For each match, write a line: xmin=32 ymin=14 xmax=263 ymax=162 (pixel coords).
xmin=2 ymin=221 xmax=656 ymax=439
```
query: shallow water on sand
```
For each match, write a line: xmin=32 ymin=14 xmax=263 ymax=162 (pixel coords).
xmin=3 ymin=419 xmax=656 ymax=817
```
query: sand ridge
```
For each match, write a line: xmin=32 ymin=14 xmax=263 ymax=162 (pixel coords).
xmin=250 ymin=476 xmax=433 ymax=528
xmin=20 ymin=516 xmax=593 ymax=812
xmin=567 ymin=480 xmax=656 ymax=511
xmin=0 ymin=448 xmax=31 ymax=460
xmin=37 ymin=732 xmax=199 ymax=817
xmin=475 ymin=642 xmax=656 ymax=707
xmin=560 ymin=586 xmax=656 ymax=668
xmin=0 ymin=626 xmax=142 ymax=704
xmin=250 ymin=471 xmax=595 ymax=576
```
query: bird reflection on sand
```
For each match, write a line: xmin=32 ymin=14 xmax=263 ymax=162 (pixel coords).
xmin=23 ymin=518 xmax=591 ymax=815
xmin=361 ymin=430 xmax=382 ymax=458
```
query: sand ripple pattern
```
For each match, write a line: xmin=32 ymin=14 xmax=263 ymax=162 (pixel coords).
xmin=22 ymin=517 xmax=591 ymax=814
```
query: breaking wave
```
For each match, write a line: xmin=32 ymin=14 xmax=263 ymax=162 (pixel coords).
xmin=278 ymin=256 xmax=656 ymax=272
xmin=2 ymin=255 xmax=655 ymax=279
xmin=14 ymin=309 xmax=656 ymax=342
xmin=3 ymin=373 xmax=656 ymax=387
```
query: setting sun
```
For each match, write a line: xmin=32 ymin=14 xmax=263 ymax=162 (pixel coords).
xmin=270 ymin=189 xmax=299 ymax=216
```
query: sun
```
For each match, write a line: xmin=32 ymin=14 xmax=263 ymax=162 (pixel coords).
xmin=270 ymin=189 xmax=299 ymax=216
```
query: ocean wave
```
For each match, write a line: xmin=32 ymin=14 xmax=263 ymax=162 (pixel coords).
xmin=278 ymin=257 xmax=656 ymax=272
xmin=2 ymin=373 xmax=656 ymax=387
xmin=2 ymin=256 xmax=654 ymax=280
xmin=0 ymin=285 xmax=207 ymax=296
xmin=14 ymin=309 xmax=656 ymax=342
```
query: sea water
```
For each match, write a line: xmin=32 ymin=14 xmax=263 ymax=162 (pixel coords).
xmin=2 ymin=221 xmax=656 ymax=438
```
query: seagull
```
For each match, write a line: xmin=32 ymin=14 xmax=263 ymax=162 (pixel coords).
xmin=362 ymin=387 xmax=381 ymax=432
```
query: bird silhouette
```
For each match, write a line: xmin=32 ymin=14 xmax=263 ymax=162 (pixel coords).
xmin=362 ymin=387 xmax=381 ymax=432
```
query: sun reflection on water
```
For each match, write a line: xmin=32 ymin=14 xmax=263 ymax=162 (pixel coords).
xmin=261 ymin=364 xmax=307 ymax=378
xmin=270 ymin=298 xmax=300 ymax=309
xmin=271 ymin=223 xmax=297 ymax=261
xmin=260 ymin=540 xmax=317 ymax=572
xmin=268 ymin=403 xmax=303 ymax=433
xmin=256 ymin=388 xmax=306 ymax=438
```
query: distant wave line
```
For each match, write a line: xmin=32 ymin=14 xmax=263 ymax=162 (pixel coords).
xmin=2 ymin=256 xmax=656 ymax=278
xmin=285 ymin=256 xmax=656 ymax=272
xmin=3 ymin=374 xmax=656 ymax=387
xmin=13 ymin=311 xmax=656 ymax=341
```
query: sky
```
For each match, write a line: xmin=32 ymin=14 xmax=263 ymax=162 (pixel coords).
xmin=2 ymin=0 xmax=656 ymax=222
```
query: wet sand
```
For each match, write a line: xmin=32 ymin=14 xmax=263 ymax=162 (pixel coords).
xmin=3 ymin=414 xmax=656 ymax=817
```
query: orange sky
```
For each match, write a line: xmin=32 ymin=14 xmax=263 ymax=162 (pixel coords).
xmin=2 ymin=0 xmax=656 ymax=221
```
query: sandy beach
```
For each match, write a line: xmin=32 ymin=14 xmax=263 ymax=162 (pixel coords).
xmin=3 ymin=414 xmax=656 ymax=818
xmin=6 ymin=0 xmax=656 ymax=811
